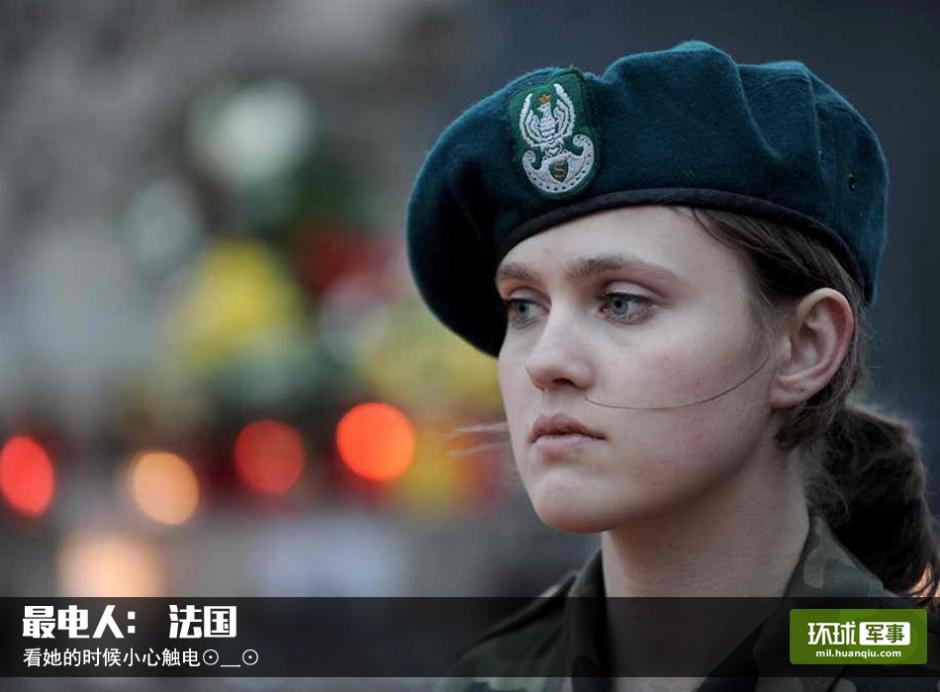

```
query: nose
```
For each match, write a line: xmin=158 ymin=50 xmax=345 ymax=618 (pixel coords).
xmin=523 ymin=305 xmax=594 ymax=393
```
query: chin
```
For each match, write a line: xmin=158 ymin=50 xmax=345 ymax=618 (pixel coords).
xmin=527 ymin=484 xmax=630 ymax=534
xmin=526 ymin=473 xmax=691 ymax=533
xmin=535 ymin=509 xmax=612 ymax=534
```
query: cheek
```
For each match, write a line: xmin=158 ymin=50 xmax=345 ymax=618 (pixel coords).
xmin=497 ymin=357 xmax=530 ymax=446
xmin=496 ymin=356 xmax=516 ymax=413
xmin=607 ymin=372 xmax=768 ymax=501
xmin=596 ymin=310 xmax=759 ymax=410
xmin=596 ymin=343 xmax=768 ymax=503
xmin=626 ymin=407 xmax=746 ymax=469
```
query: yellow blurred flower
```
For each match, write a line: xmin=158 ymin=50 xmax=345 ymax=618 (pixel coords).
xmin=167 ymin=238 xmax=305 ymax=371
xmin=356 ymin=301 xmax=502 ymax=415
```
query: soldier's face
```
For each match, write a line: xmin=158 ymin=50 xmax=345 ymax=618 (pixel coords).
xmin=495 ymin=205 xmax=778 ymax=532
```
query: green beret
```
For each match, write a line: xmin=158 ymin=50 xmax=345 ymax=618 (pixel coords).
xmin=406 ymin=40 xmax=889 ymax=357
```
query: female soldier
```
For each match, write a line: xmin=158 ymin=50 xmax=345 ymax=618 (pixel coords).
xmin=405 ymin=40 xmax=940 ymax=691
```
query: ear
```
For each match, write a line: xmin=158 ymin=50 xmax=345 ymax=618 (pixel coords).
xmin=767 ymin=288 xmax=855 ymax=409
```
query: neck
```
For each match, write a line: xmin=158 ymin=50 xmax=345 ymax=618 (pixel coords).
xmin=600 ymin=443 xmax=810 ymax=598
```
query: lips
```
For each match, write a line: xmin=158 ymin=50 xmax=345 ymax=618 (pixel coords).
xmin=529 ymin=412 xmax=605 ymax=443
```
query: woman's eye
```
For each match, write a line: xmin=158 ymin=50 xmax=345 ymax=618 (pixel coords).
xmin=501 ymin=298 xmax=542 ymax=326
xmin=600 ymin=292 xmax=653 ymax=323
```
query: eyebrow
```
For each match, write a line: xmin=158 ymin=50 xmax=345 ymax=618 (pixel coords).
xmin=494 ymin=253 xmax=681 ymax=290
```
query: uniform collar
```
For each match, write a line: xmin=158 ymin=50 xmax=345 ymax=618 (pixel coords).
xmin=750 ymin=511 xmax=897 ymax=692
xmin=559 ymin=512 xmax=897 ymax=690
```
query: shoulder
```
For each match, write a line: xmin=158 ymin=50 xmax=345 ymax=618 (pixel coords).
xmin=452 ymin=570 xmax=576 ymax=668
xmin=472 ymin=569 xmax=577 ymax=641
xmin=432 ymin=570 xmax=577 ymax=692
xmin=827 ymin=606 xmax=940 ymax=691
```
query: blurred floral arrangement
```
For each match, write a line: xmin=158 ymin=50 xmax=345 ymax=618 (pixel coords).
xmin=2 ymin=77 xmax=506 ymax=532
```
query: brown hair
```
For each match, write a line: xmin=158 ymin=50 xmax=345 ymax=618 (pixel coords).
xmin=449 ymin=205 xmax=939 ymax=607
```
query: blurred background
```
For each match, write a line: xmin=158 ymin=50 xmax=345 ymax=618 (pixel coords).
xmin=0 ymin=0 xmax=938 ymax=689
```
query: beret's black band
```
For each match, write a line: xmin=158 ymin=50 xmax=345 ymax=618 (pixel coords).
xmin=495 ymin=187 xmax=867 ymax=301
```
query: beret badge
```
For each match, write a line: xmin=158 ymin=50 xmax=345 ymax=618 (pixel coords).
xmin=509 ymin=70 xmax=598 ymax=197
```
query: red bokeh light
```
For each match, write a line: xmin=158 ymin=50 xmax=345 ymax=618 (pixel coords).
xmin=336 ymin=403 xmax=415 ymax=482
xmin=0 ymin=436 xmax=55 ymax=518
xmin=233 ymin=420 xmax=306 ymax=495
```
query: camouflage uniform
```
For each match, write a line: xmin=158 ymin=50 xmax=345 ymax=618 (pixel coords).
xmin=434 ymin=513 xmax=940 ymax=692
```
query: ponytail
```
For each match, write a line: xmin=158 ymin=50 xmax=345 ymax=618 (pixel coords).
xmin=816 ymin=402 xmax=940 ymax=606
